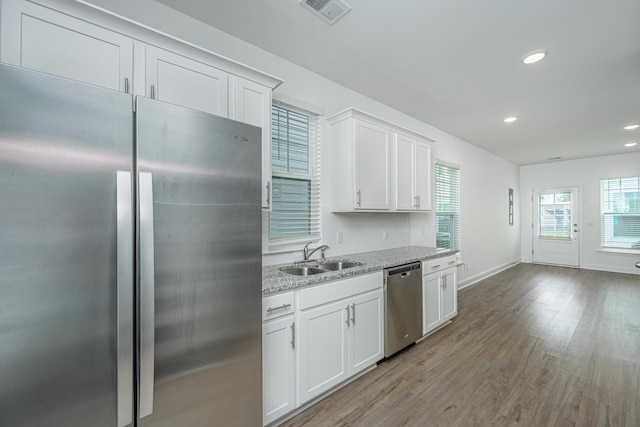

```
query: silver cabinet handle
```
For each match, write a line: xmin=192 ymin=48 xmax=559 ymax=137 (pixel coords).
xmin=150 ymin=84 xmax=156 ymax=100
xmin=139 ymin=172 xmax=155 ymax=419
xmin=351 ymin=303 xmax=355 ymax=324
xmin=290 ymin=323 xmax=295 ymax=349
xmin=356 ymin=190 xmax=361 ymax=207
xmin=345 ymin=305 xmax=350 ymax=326
xmin=431 ymin=264 xmax=441 ymax=270
xmin=266 ymin=303 xmax=291 ymax=313
xmin=635 ymin=262 xmax=640 ymax=269
xmin=116 ymin=171 xmax=133 ymax=427
xmin=124 ymin=78 xmax=130 ymax=94
xmin=266 ymin=181 xmax=271 ymax=206
xmin=448 ymin=260 xmax=456 ymax=265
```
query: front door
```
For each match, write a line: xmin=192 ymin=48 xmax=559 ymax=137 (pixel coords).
xmin=532 ymin=187 xmax=580 ymax=267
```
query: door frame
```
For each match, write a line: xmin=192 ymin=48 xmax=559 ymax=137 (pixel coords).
xmin=532 ymin=186 xmax=580 ymax=267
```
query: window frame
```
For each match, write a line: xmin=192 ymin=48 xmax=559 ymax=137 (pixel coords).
xmin=600 ymin=175 xmax=640 ymax=251
xmin=434 ymin=160 xmax=460 ymax=251
xmin=268 ymin=100 xmax=322 ymax=251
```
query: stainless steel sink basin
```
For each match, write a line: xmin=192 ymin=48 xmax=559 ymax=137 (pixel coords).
xmin=315 ymin=261 xmax=362 ymax=271
xmin=279 ymin=266 xmax=327 ymax=276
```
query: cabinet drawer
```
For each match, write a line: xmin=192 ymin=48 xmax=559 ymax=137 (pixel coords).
xmin=262 ymin=291 xmax=295 ymax=321
xmin=300 ymin=271 xmax=383 ymax=310
xmin=423 ymin=255 xmax=457 ymax=273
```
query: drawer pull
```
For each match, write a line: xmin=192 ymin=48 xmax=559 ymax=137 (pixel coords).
xmin=448 ymin=260 xmax=456 ymax=264
xmin=267 ymin=303 xmax=292 ymax=313
xmin=431 ymin=264 xmax=441 ymax=270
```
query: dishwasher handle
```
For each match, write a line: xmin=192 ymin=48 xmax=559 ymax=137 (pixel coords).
xmin=385 ymin=262 xmax=422 ymax=277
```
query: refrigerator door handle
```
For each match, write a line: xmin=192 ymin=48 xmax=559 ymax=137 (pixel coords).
xmin=116 ymin=171 xmax=134 ymax=427
xmin=139 ymin=171 xmax=155 ymax=418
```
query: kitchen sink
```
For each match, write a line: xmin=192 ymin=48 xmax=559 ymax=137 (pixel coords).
xmin=279 ymin=266 xmax=327 ymax=276
xmin=315 ymin=261 xmax=362 ymax=271
xmin=279 ymin=260 xmax=364 ymax=276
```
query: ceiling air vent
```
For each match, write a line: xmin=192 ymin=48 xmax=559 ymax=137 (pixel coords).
xmin=299 ymin=0 xmax=352 ymax=25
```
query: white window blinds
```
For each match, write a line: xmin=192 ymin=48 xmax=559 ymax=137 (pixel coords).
xmin=435 ymin=162 xmax=460 ymax=250
xmin=269 ymin=103 xmax=321 ymax=247
xmin=601 ymin=176 xmax=640 ymax=249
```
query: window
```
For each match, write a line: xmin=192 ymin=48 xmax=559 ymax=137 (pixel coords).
xmin=269 ymin=103 xmax=321 ymax=247
xmin=601 ymin=176 xmax=640 ymax=249
xmin=538 ymin=192 xmax=571 ymax=239
xmin=435 ymin=162 xmax=460 ymax=250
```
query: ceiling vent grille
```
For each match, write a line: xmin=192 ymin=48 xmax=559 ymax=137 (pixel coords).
xmin=299 ymin=0 xmax=352 ymax=25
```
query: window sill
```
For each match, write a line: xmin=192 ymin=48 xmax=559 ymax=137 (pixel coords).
xmin=596 ymin=248 xmax=640 ymax=256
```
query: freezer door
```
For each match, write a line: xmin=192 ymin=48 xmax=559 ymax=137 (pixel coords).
xmin=0 ymin=64 xmax=134 ymax=426
xmin=136 ymin=97 xmax=262 ymax=427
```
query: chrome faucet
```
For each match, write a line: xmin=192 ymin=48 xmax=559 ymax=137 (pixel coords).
xmin=303 ymin=241 xmax=330 ymax=262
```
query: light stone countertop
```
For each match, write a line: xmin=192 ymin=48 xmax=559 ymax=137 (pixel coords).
xmin=262 ymin=246 xmax=459 ymax=295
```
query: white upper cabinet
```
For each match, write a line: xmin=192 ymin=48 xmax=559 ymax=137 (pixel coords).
xmin=230 ymin=77 xmax=273 ymax=210
xmin=145 ymin=45 xmax=228 ymax=116
xmin=395 ymin=133 xmax=432 ymax=211
xmin=0 ymin=0 xmax=133 ymax=92
xmin=354 ymin=119 xmax=392 ymax=210
xmin=328 ymin=108 xmax=434 ymax=213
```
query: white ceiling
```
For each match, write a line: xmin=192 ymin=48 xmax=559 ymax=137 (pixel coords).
xmin=156 ymin=0 xmax=640 ymax=165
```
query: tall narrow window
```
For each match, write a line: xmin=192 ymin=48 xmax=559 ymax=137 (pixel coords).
xmin=601 ymin=176 xmax=640 ymax=249
xmin=269 ymin=103 xmax=321 ymax=247
xmin=435 ymin=162 xmax=460 ymax=250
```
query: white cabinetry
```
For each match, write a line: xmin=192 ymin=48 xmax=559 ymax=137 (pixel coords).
xmin=423 ymin=255 xmax=458 ymax=336
xmin=328 ymin=108 xmax=434 ymax=213
xmin=230 ymin=77 xmax=273 ymax=209
xmin=145 ymin=45 xmax=229 ymax=116
xmin=395 ymin=133 xmax=432 ymax=211
xmin=0 ymin=0 xmax=133 ymax=92
xmin=353 ymin=119 xmax=392 ymax=210
xmin=1 ymin=0 xmax=281 ymax=211
xmin=262 ymin=292 xmax=296 ymax=426
xmin=298 ymin=271 xmax=383 ymax=404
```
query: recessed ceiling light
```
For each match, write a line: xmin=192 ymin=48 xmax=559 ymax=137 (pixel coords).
xmin=624 ymin=142 xmax=637 ymax=147
xmin=521 ymin=50 xmax=548 ymax=65
xmin=624 ymin=124 xmax=639 ymax=130
xmin=504 ymin=116 xmax=518 ymax=123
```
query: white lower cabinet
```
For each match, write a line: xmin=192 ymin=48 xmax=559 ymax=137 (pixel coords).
xmin=263 ymin=315 xmax=295 ymax=425
xmin=423 ymin=255 xmax=458 ymax=336
xmin=262 ymin=292 xmax=295 ymax=426
xmin=298 ymin=271 xmax=384 ymax=405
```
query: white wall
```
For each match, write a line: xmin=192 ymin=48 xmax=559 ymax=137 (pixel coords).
xmin=520 ymin=152 xmax=640 ymax=275
xmin=81 ymin=0 xmax=521 ymax=285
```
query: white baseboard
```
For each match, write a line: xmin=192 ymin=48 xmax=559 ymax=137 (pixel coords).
xmin=457 ymin=259 xmax=521 ymax=290
xmin=581 ymin=263 xmax=640 ymax=276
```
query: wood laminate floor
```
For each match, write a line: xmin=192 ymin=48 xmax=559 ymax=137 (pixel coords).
xmin=281 ymin=263 xmax=640 ymax=427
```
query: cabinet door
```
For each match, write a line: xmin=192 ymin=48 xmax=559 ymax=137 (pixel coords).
xmin=263 ymin=316 xmax=295 ymax=425
xmin=354 ymin=119 xmax=390 ymax=210
xmin=415 ymin=141 xmax=432 ymax=211
xmin=299 ymin=300 xmax=349 ymax=404
xmin=231 ymin=77 xmax=273 ymax=210
xmin=395 ymin=133 xmax=416 ymax=210
xmin=145 ymin=45 xmax=228 ymax=116
xmin=348 ymin=289 xmax=384 ymax=375
xmin=0 ymin=0 xmax=133 ymax=92
xmin=442 ymin=267 xmax=458 ymax=321
xmin=423 ymin=273 xmax=443 ymax=334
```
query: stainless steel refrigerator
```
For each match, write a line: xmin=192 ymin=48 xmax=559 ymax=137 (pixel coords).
xmin=0 ymin=63 xmax=262 ymax=426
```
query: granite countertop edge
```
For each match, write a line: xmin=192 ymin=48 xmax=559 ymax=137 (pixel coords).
xmin=262 ymin=246 xmax=460 ymax=295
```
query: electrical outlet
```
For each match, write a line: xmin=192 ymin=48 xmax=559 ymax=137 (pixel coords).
xmin=336 ymin=231 xmax=344 ymax=244
xmin=463 ymin=263 xmax=468 ymax=271
xmin=382 ymin=228 xmax=388 ymax=240
xmin=420 ymin=226 xmax=426 ymax=236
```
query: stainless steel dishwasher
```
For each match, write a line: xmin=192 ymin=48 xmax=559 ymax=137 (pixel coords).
xmin=384 ymin=262 xmax=422 ymax=357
